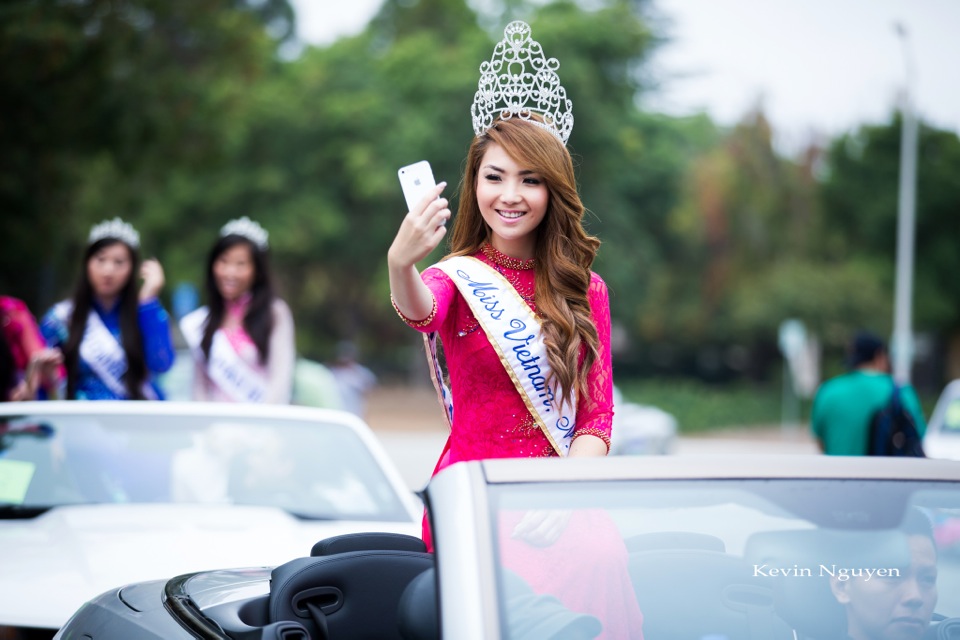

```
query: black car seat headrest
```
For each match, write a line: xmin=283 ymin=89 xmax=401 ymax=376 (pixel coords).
xmin=271 ymin=549 xmax=433 ymax=640
xmin=397 ymin=567 xmax=440 ymax=640
xmin=311 ymin=532 xmax=427 ymax=556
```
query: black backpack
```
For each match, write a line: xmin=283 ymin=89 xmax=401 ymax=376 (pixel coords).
xmin=866 ymin=384 xmax=926 ymax=457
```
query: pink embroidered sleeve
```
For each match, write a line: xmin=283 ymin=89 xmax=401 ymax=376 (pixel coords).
xmin=572 ymin=273 xmax=614 ymax=450
xmin=393 ymin=267 xmax=457 ymax=333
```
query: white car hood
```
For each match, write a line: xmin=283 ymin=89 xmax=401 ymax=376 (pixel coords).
xmin=0 ymin=503 xmax=418 ymax=629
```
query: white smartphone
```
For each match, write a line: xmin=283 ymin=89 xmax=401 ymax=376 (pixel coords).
xmin=398 ymin=160 xmax=437 ymax=212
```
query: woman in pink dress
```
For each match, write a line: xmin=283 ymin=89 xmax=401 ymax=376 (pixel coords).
xmin=179 ymin=217 xmax=295 ymax=404
xmin=386 ymin=21 xmax=644 ymax=640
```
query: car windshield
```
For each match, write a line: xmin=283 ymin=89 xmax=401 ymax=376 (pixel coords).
xmin=487 ymin=478 xmax=960 ymax=639
xmin=941 ymin=398 xmax=960 ymax=433
xmin=0 ymin=412 xmax=410 ymax=522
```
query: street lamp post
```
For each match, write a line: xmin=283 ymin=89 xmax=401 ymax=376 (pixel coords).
xmin=891 ymin=22 xmax=919 ymax=384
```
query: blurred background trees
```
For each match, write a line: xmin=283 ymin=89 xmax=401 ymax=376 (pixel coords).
xmin=2 ymin=0 xmax=958 ymax=410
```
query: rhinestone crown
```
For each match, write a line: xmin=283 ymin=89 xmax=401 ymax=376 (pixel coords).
xmin=471 ymin=21 xmax=574 ymax=146
xmin=220 ymin=216 xmax=268 ymax=250
xmin=88 ymin=217 xmax=140 ymax=249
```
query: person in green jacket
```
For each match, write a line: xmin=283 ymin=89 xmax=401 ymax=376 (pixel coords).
xmin=811 ymin=331 xmax=927 ymax=455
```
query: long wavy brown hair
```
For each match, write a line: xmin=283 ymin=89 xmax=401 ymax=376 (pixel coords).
xmin=446 ymin=117 xmax=601 ymax=407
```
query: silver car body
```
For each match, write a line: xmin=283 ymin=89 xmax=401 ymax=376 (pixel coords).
xmin=430 ymin=455 xmax=960 ymax=639
xmin=924 ymin=379 xmax=960 ymax=461
xmin=610 ymin=386 xmax=678 ymax=455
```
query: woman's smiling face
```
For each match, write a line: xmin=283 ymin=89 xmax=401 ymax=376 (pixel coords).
xmin=213 ymin=243 xmax=256 ymax=302
xmin=86 ymin=242 xmax=133 ymax=303
xmin=475 ymin=142 xmax=549 ymax=259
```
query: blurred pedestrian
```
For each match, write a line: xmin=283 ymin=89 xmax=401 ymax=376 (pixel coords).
xmin=328 ymin=340 xmax=377 ymax=418
xmin=811 ymin=331 xmax=927 ymax=455
xmin=179 ymin=217 xmax=295 ymax=404
xmin=1 ymin=296 xmax=62 ymax=400
xmin=40 ymin=218 xmax=175 ymax=400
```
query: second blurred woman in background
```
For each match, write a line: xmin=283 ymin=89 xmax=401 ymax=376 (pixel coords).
xmin=179 ymin=217 xmax=295 ymax=404
xmin=40 ymin=218 xmax=175 ymax=400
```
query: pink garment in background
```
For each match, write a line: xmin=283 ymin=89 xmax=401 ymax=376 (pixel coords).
xmin=1 ymin=296 xmax=64 ymax=394
xmin=203 ymin=296 xmax=264 ymax=403
xmin=222 ymin=297 xmax=261 ymax=362
xmin=498 ymin=509 xmax=645 ymax=640
xmin=1 ymin=296 xmax=49 ymax=372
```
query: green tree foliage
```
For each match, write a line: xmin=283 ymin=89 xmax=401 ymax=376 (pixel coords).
xmin=524 ymin=2 xmax=719 ymax=361
xmin=136 ymin=0 xmax=491 ymax=361
xmin=104 ymin=0 xmax=677 ymax=365
xmin=636 ymin=109 xmax=825 ymax=377
xmin=819 ymin=115 xmax=960 ymax=336
xmin=644 ymin=108 xmax=960 ymax=383
xmin=4 ymin=0 xmax=957 ymax=388
xmin=0 ymin=0 xmax=285 ymax=308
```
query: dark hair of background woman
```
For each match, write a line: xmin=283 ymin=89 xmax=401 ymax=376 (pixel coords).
xmin=64 ymin=239 xmax=148 ymax=399
xmin=200 ymin=235 xmax=275 ymax=365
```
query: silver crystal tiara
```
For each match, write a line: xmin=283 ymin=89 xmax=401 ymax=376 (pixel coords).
xmin=88 ymin=217 xmax=140 ymax=249
xmin=220 ymin=216 xmax=268 ymax=250
xmin=471 ymin=20 xmax=574 ymax=146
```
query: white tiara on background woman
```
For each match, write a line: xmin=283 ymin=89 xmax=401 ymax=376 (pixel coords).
xmin=471 ymin=20 xmax=574 ymax=146
xmin=88 ymin=217 xmax=140 ymax=249
xmin=220 ymin=216 xmax=269 ymax=250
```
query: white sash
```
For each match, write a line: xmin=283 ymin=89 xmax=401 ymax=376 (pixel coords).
xmin=52 ymin=301 xmax=157 ymax=400
xmin=179 ymin=308 xmax=268 ymax=403
xmin=431 ymin=256 xmax=576 ymax=456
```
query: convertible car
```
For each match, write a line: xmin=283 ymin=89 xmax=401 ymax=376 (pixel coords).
xmin=0 ymin=401 xmax=420 ymax=638
xmin=53 ymin=455 xmax=960 ymax=639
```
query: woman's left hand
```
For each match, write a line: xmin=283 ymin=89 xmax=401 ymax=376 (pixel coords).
xmin=510 ymin=509 xmax=572 ymax=547
xmin=9 ymin=348 xmax=63 ymax=401
xmin=569 ymin=434 xmax=608 ymax=457
xmin=139 ymin=258 xmax=165 ymax=301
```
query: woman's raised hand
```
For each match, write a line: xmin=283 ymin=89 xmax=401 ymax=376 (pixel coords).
xmin=387 ymin=182 xmax=450 ymax=270
xmin=139 ymin=258 xmax=166 ymax=302
xmin=510 ymin=509 xmax=573 ymax=547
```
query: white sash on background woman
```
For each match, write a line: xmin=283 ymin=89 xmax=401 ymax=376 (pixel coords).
xmin=179 ymin=307 xmax=267 ymax=403
xmin=52 ymin=301 xmax=157 ymax=399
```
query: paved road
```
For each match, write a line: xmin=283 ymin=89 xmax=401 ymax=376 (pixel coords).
xmin=374 ymin=427 xmax=820 ymax=492
xmin=364 ymin=385 xmax=820 ymax=491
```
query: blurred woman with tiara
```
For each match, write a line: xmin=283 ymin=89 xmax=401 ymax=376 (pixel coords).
xmin=179 ymin=217 xmax=295 ymax=404
xmin=40 ymin=218 xmax=175 ymax=400
xmin=387 ymin=21 xmax=644 ymax=638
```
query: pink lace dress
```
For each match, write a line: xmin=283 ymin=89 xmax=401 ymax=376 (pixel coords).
xmin=397 ymin=245 xmax=644 ymax=639
xmin=403 ymin=245 xmax=615 ymax=465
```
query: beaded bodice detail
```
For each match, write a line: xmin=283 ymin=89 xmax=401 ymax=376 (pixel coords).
xmin=481 ymin=243 xmax=535 ymax=270
xmin=480 ymin=243 xmax=535 ymax=304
